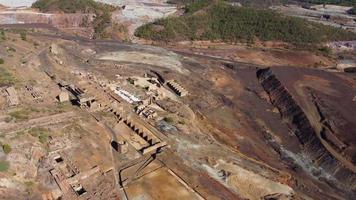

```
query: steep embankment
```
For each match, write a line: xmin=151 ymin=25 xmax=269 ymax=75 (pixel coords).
xmin=256 ymin=68 xmax=355 ymax=196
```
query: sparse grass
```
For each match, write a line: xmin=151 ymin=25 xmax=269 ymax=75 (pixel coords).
xmin=185 ymin=0 xmax=212 ymax=13
xmin=0 ymin=30 xmax=5 ymax=41
xmin=52 ymin=102 xmax=73 ymax=113
xmin=8 ymin=109 xmax=30 ymax=122
xmin=28 ymin=127 xmax=51 ymax=144
xmin=20 ymin=31 xmax=27 ymax=41
xmin=0 ymin=68 xmax=15 ymax=86
xmin=2 ymin=144 xmax=12 ymax=154
xmin=0 ymin=161 xmax=10 ymax=172
xmin=16 ymin=131 xmax=25 ymax=137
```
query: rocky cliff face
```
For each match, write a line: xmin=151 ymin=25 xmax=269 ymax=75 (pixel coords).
xmin=256 ymin=68 xmax=355 ymax=195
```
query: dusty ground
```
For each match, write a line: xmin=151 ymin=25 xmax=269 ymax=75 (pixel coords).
xmin=0 ymin=24 xmax=355 ymax=200
xmin=156 ymin=40 xmax=336 ymax=68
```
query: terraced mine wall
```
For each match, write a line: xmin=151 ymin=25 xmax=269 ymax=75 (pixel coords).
xmin=256 ymin=68 xmax=355 ymax=192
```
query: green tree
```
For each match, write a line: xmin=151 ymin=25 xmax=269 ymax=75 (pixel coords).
xmin=2 ymin=144 xmax=12 ymax=154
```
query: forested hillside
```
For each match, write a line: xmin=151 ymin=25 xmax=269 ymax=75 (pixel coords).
xmin=135 ymin=0 xmax=356 ymax=44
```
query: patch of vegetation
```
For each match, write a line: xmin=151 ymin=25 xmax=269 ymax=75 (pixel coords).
xmin=25 ymin=181 xmax=34 ymax=188
xmin=2 ymin=144 xmax=12 ymax=154
xmin=6 ymin=47 xmax=16 ymax=53
xmin=92 ymin=9 xmax=112 ymax=39
xmin=32 ymin=0 xmax=116 ymax=39
xmin=111 ymin=23 xmax=130 ymax=41
xmin=20 ymin=31 xmax=27 ymax=41
xmin=8 ymin=109 xmax=30 ymax=122
xmin=185 ymin=0 xmax=212 ymax=13
xmin=0 ymin=30 xmax=5 ymax=41
xmin=317 ymin=46 xmax=332 ymax=55
xmin=51 ymin=102 xmax=73 ymax=113
xmin=16 ymin=131 xmax=25 ymax=137
xmin=135 ymin=1 xmax=356 ymax=45
xmin=0 ymin=161 xmax=9 ymax=172
xmin=0 ymin=58 xmax=4 ymax=64
xmin=4 ymin=117 xmax=12 ymax=123
xmin=0 ymin=68 xmax=15 ymax=86
xmin=348 ymin=6 xmax=356 ymax=14
xmin=127 ymin=78 xmax=135 ymax=84
xmin=163 ymin=117 xmax=174 ymax=123
xmin=32 ymin=0 xmax=116 ymax=13
xmin=28 ymin=127 xmax=51 ymax=144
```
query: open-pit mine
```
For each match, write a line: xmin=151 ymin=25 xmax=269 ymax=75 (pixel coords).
xmin=0 ymin=1 xmax=355 ymax=200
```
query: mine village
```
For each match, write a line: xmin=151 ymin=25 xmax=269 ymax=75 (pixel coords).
xmin=0 ymin=0 xmax=356 ymax=200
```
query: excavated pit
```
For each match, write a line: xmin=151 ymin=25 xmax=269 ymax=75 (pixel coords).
xmin=257 ymin=68 xmax=355 ymax=195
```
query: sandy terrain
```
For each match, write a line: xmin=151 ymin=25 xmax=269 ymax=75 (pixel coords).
xmin=125 ymin=168 xmax=202 ymax=200
xmin=96 ymin=48 xmax=190 ymax=74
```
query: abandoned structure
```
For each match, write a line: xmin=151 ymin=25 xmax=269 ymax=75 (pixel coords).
xmin=77 ymin=94 xmax=97 ymax=108
xmin=58 ymin=90 xmax=70 ymax=102
xmin=142 ymin=108 xmax=157 ymax=119
xmin=118 ymin=140 xmax=128 ymax=154
xmin=25 ymin=85 xmax=43 ymax=102
xmin=167 ymin=80 xmax=188 ymax=97
xmin=5 ymin=86 xmax=19 ymax=106
xmin=59 ymin=83 xmax=98 ymax=108
xmin=136 ymin=105 xmax=157 ymax=119
xmin=113 ymin=88 xmax=140 ymax=104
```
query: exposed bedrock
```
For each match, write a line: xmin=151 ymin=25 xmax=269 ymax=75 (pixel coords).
xmin=256 ymin=68 xmax=355 ymax=193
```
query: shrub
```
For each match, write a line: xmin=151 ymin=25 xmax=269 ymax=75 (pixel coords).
xmin=0 ymin=161 xmax=9 ymax=172
xmin=348 ymin=6 xmax=356 ymax=15
xmin=0 ymin=30 xmax=5 ymax=41
xmin=28 ymin=127 xmax=50 ymax=144
xmin=0 ymin=58 xmax=4 ymax=64
xmin=163 ymin=117 xmax=174 ymax=123
xmin=127 ymin=78 xmax=135 ymax=84
xmin=2 ymin=144 xmax=12 ymax=154
xmin=20 ymin=31 xmax=27 ymax=41
xmin=0 ymin=68 xmax=15 ymax=86
xmin=318 ymin=46 xmax=332 ymax=55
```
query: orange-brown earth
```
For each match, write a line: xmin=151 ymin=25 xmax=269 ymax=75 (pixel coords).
xmin=136 ymin=40 xmax=336 ymax=68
